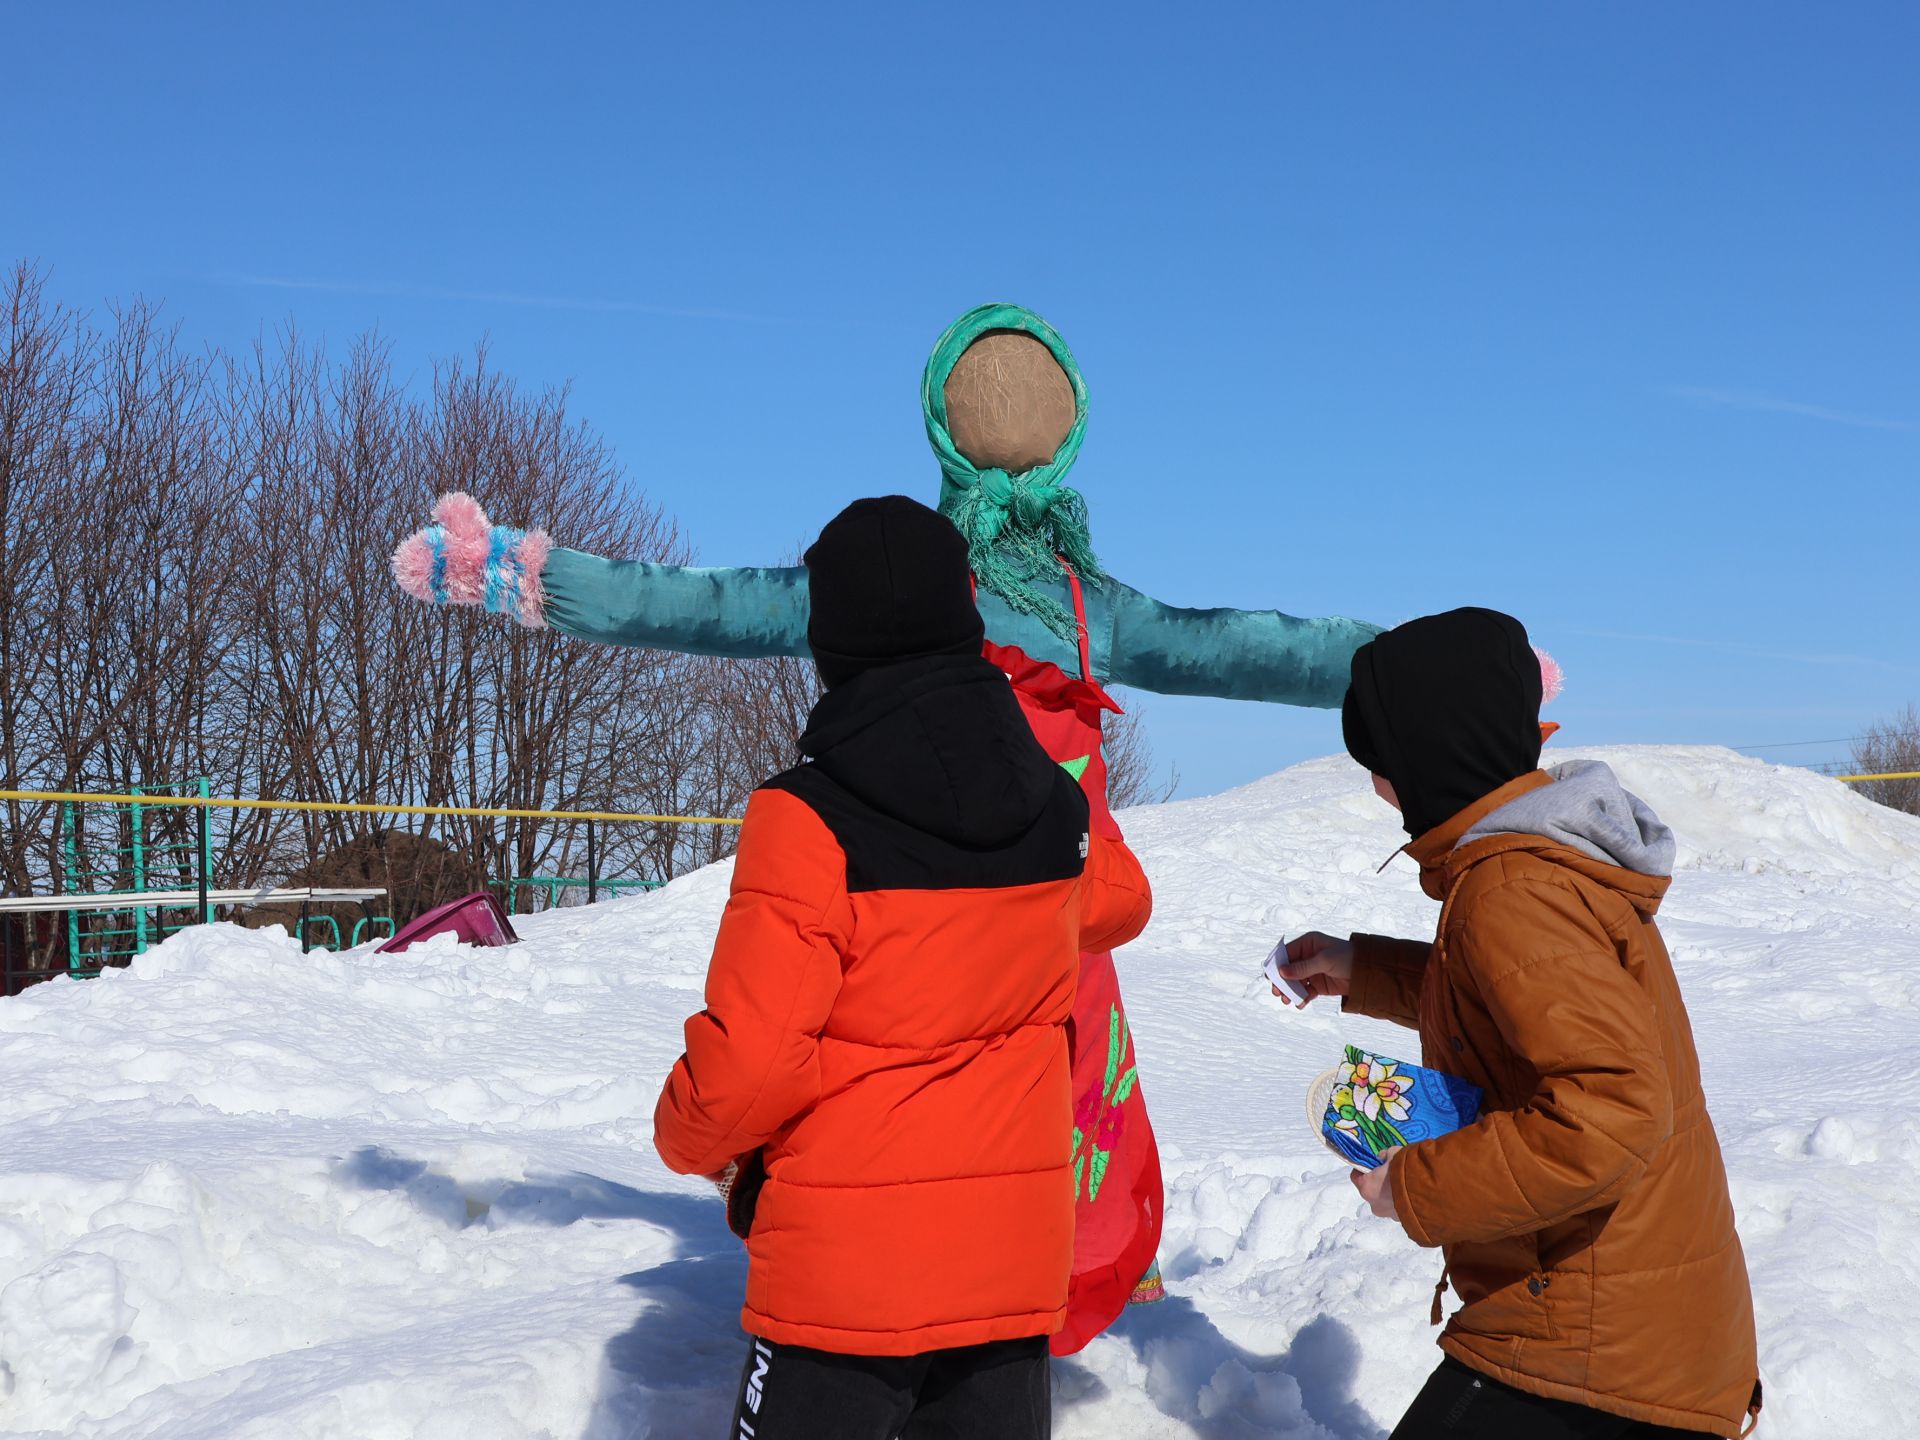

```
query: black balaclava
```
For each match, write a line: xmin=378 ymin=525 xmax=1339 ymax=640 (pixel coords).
xmin=1341 ymin=607 xmax=1544 ymax=839
xmin=804 ymin=495 xmax=986 ymax=688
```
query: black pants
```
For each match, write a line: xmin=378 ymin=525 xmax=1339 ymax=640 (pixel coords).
xmin=1390 ymin=1358 xmax=1723 ymax=1440
xmin=726 ymin=1334 xmax=1050 ymax=1439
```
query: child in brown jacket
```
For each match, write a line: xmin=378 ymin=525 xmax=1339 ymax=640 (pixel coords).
xmin=1280 ymin=608 xmax=1761 ymax=1440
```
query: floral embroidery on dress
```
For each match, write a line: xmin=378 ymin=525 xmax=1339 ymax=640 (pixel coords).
xmin=1071 ymin=1004 xmax=1139 ymax=1202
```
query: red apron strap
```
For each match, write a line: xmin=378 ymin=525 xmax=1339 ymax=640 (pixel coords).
xmin=975 ymin=565 xmax=1096 ymax=684
xmin=1057 ymin=559 xmax=1094 ymax=681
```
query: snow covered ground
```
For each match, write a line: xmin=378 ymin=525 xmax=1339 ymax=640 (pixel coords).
xmin=2 ymin=746 xmax=1916 ymax=1439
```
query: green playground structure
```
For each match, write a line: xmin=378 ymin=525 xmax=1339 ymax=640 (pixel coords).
xmin=60 ymin=777 xmax=215 ymax=977
xmin=506 ymin=874 xmax=661 ymax=914
xmin=299 ymin=916 xmax=398 ymax=950
xmin=3 ymin=785 xmax=686 ymax=992
xmin=505 ymin=818 xmax=663 ymax=913
xmin=52 ymin=778 xmax=397 ymax=972
xmin=352 ymin=916 xmax=397 ymax=947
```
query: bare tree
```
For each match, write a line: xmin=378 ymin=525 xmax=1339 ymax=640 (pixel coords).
xmin=667 ymin=651 xmax=822 ymax=872
xmin=0 ymin=264 xmax=87 ymax=897
xmin=0 ymin=279 xmax=268 ymax=967
xmin=1103 ymin=703 xmax=1179 ymax=811
xmin=1851 ymin=705 xmax=1920 ymax=817
xmin=0 ymin=258 xmax=861 ymax=977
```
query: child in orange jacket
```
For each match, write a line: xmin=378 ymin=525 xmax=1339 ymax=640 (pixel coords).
xmin=654 ymin=496 xmax=1152 ymax=1440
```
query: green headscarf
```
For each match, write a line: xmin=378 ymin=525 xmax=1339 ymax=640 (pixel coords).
xmin=923 ymin=303 xmax=1104 ymax=642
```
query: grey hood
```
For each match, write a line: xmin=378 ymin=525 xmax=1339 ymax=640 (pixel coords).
xmin=1462 ymin=759 xmax=1676 ymax=878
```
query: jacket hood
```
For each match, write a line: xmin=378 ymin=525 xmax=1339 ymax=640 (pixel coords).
xmin=1462 ymin=759 xmax=1676 ymax=879
xmin=1408 ymin=767 xmax=1674 ymax=919
xmin=803 ymin=495 xmax=984 ymax=688
xmin=1342 ymin=608 xmax=1544 ymax=838
xmin=797 ymin=653 xmax=1064 ymax=849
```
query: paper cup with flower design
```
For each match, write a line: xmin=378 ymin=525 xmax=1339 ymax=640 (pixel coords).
xmin=1310 ymin=1045 xmax=1484 ymax=1170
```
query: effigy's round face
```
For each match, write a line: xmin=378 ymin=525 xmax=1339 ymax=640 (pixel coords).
xmin=944 ymin=331 xmax=1076 ymax=474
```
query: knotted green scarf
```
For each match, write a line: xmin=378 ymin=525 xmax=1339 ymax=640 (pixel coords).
xmin=923 ymin=303 xmax=1104 ymax=642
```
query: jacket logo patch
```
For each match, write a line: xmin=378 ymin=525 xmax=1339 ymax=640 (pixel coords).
xmin=1060 ymin=754 xmax=1092 ymax=782
xmin=1079 ymin=833 xmax=1090 ymax=859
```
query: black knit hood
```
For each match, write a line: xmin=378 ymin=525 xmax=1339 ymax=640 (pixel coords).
xmin=1342 ymin=607 xmax=1544 ymax=839
xmin=803 ymin=496 xmax=985 ymax=689
xmin=798 ymin=654 xmax=1066 ymax=850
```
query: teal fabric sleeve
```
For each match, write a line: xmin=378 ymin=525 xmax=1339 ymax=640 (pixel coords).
xmin=542 ymin=548 xmax=812 ymax=659
xmin=1102 ymin=580 xmax=1384 ymax=707
xmin=539 ymin=546 xmax=1379 ymax=707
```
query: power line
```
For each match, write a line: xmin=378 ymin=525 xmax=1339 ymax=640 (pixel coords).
xmin=1527 ymin=733 xmax=1875 ymax=754
xmin=1731 ymin=736 xmax=1865 ymax=752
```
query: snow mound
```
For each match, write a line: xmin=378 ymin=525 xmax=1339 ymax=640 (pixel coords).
xmin=1 ymin=747 xmax=1915 ymax=1437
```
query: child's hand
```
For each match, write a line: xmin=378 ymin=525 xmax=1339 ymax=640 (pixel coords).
xmin=1273 ymin=931 xmax=1354 ymax=1007
xmin=1352 ymin=1146 xmax=1402 ymax=1220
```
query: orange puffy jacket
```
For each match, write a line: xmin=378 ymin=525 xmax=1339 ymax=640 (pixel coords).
xmin=653 ymin=655 xmax=1153 ymax=1355
xmin=1349 ymin=769 xmax=1759 ymax=1436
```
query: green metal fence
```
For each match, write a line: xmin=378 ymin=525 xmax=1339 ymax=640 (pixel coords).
xmin=506 ymin=875 xmax=661 ymax=914
xmin=60 ymin=777 xmax=214 ymax=977
xmin=3 ymin=786 xmax=703 ymax=991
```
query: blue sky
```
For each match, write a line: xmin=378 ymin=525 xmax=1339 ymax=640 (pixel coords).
xmin=6 ymin=3 xmax=1915 ymax=797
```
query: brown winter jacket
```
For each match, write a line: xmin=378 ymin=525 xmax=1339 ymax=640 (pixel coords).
xmin=1347 ymin=769 xmax=1760 ymax=1436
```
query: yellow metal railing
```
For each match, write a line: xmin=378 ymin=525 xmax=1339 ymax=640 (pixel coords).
xmin=0 ymin=790 xmax=742 ymax=826
xmin=6 ymin=771 xmax=1914 ymax=816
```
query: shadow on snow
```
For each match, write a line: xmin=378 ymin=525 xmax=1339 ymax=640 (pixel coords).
xmin=336 ymin=1147 xmax=1381 ymax=1439
xmin=1059 ymin=1294 xmax=1383 ymax=1440
xmin=335 ymin=1145 xmax=743 ymax=1439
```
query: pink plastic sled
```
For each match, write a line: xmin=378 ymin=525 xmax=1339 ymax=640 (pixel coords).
xmin=376 ymin=891 xmax=519 ymax=954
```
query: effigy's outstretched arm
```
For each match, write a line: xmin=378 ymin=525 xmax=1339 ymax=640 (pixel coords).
xmin=1100 ymin=578 xmax=1383 ymax=708
xmin=391 ymin=495 xmax=1382 ymax=703
xmin=541 ymin=548 xmax=809 ymax=659
xmin=392 ymin=493 xmax=808 ymax=659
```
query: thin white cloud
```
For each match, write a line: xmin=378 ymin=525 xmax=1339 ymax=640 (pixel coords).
xmin=1669 ymin=386 xmax=1915 ymax=433
xmin=1570 ymin=627 xmax=1917 ymax=674
xmin=217 ymin=274 xmax=777 ymax=324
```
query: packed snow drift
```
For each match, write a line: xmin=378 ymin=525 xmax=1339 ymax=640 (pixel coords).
xmin=2 ymin=747 xmax=1916 ymax=1438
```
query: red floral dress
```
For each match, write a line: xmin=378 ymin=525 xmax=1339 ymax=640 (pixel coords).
xmin=981 ymin=566 xmax=1166 ymax=1356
